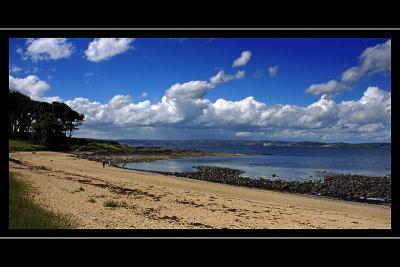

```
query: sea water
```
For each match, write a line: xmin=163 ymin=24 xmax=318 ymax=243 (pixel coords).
xmin=121 ymin=143 xmax=391 ymax=181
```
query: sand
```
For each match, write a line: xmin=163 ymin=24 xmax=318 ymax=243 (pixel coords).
xmin=9 ymin=151 xmax=391 ymax=229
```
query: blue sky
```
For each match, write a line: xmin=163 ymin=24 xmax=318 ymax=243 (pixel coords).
xmin=9 ymin=38 xmax=391 ymax=142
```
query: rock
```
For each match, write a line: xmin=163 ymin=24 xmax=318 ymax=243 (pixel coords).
xmin=164 ymin=166 xmax=390 ymax=204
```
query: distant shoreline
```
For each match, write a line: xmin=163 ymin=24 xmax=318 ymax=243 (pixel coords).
xmin=73 ymin=147 xmax=266 ymax=165
xmin=116 ymin=139 xmax=391 ymax=148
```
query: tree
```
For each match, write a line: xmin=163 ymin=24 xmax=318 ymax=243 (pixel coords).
xmin=32 ymin=113 xmax=66 ymax=149
xmin=9 ymin=90 xmax=33 ymax=139
xmin=51 ymin=102 xmax=85 ymax=139
xmin=9 ymin=90 xmax=85 ymax=149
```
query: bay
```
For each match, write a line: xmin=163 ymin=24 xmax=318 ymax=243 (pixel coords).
xmin=120 ymin=142 xmax=391 ymax=181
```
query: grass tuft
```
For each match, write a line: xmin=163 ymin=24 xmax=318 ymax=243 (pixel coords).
xmin=9 ymin=139 xmax=45 ymax=152
xmin=9 ymin=172 xmax=73 ymax=229
xmin=103 ymin=200 xmax=119 ymax=208
xmin=75 ymin=142 xmax=132 ymax=152
xmin=70 ymin=186 xmax=85 ymax=193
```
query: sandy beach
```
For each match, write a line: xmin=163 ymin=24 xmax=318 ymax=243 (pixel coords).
xmin=9 ymin=151 xmax=391 ymax=229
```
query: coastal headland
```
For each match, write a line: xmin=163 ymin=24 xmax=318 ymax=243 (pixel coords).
xmin=74 ymin=146 xmax=264 ymax=164
xmin=9 ymin=151 xmax=391 ymax=229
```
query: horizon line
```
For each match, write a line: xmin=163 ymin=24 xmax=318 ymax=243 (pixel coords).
xmin=79 ymin=137 xmax=391 ymax=144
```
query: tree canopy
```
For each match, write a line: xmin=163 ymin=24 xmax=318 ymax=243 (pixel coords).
xmin=9 ymin=90 xmax=85 ymax=149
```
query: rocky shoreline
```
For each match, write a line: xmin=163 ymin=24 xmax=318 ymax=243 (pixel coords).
xmin=72 ymin=148 xmax=390 ymax=205
xmin=133 ymin=166 xmax=391 ymax=205
xmin=72 ymin=147 xmax=262 ymax=165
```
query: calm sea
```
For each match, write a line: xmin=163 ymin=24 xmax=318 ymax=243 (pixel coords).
xmin=119 ymin=142 xmax=391 ymax=181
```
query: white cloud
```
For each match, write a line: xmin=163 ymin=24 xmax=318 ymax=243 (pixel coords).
xmin=9 ymin=65 xmax=22 ymax=73
xmin=235 ymin=70 xmax=245 ymax=79
xmin=358 ymin=123 xmax=384 ymax=133
xmin=305 ymin=80 xmax=346 ymax=96
xmin=236 ymin=132 xmax=252 ymax=137
xmin=232 ymin=50 xmax=252 ymax=67
xmin=108 ymin=95 xmax=132 ymax=109
xmin=24 ymin=38 xmax=74 ymax=62
xmin=165 ymin=80 xmax=214 ymax=99
xmin=299 ymin=94 xmax=339 ymax=128
xmin=141 ymin=92 xmax=148 ymax=98
xmin=268 ymin=65 xmax=279 ymax=77
xmin=16 ymin=47 xmax=27 ymax=60
xmin=306 ymin=39 xmax=391 ymax=96
xmin=9 ymin=75 xmax=49 ymax=98
xmin=341 ymin=67 xmax=362 ymax=83
xmin=85 ymin=38 xmax=134 ymax=62
xmin=9 ymin=74 xmax=63 ymax=103
xmin=338 ymin=87 xmax=391 ymax=125
xmin=210 ymin=70 xmax=245 ymax=84
xmin=40 ymin=96 xmax=63 ymax=103
xmin=342 ymin=39 xmax=391 ymax=83
xmin=64 ymin=86 xmax=390 ymax=142
xmin=11 ymin=64 xmax=388 ymax=141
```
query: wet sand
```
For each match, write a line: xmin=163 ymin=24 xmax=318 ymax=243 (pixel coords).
xmin=9 ymin=151 xmax=391 ymax=229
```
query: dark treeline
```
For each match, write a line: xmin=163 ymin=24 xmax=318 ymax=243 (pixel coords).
xmin=9 ymin=90 xmax=85 ymax=149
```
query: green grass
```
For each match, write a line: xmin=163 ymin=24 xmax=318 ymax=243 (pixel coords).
xmin=75 ymin=142 xmax=132 ymax=152
xmin=103 ymin=200 xmax=119 ymax=208
xmin=9 ymin=139 xmax=45 ymax=152
xmin=9 ymin=172 xmax=74 ymax=229
xmin=10 ymin=138 xmax=131 ymax=153
xmin=70 ymin=186 xmax=85 ymax=193
xmin=87 ymin=197 xmax=96 ymax=203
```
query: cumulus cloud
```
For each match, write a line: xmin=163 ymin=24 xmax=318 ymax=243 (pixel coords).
xmin=338 ymin=87 xmax=391 ymax=126
xmin=23 ymin=38 xmax=74 ymax=62
xmin=64 ymin=82 xmax=391 ymax=142
xmin=232 ymin=50 xmax=252 ymax=67
xmin=108 ymin=95 xmax=132 ymax=109
xmin=10 ymin=68 xmax=388 ymax=141
xmin=9 ymin=74 xmax=63 ymax=103
xmin=9 ymin=75 xmax=49 ymax=98
xmin=165 ymin=69 xmax=245 ymax=100
xmin=306 ymin=39 xmax=391 ymax=96
xmin=341 ymin=39 xmax=391 ymax=83
xmin=210 ymin=70 xmax=245 ymax=84
xmin=305 ymin=80 xmax=346 ymax=96
xmin=85 ymin=38 xmax=134 ymax=62
xmin=268 ymin=65 xmax=279 ymax=77
xmin=165 ymin=81 xmax=215 ymax=99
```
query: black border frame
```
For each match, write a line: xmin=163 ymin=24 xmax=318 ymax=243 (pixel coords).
xmin=1 ymin=28 xmax=398 ymax=238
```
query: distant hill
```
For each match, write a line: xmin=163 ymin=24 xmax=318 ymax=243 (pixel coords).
xmin=117 ymin=139 xmax=391 ymax=148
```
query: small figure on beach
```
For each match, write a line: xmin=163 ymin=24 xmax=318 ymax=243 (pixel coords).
xmin=109 ymin=161 xmax=111 ymax=166
xmin=102 ymin=161 xmax=105 ymax=168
